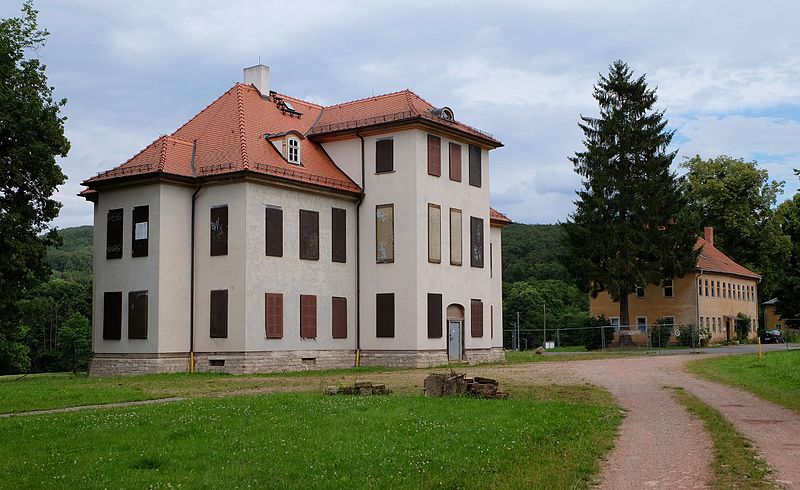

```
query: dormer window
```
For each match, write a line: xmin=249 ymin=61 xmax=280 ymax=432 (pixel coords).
xmin=287 ymin=137 xmax=300 ymax=164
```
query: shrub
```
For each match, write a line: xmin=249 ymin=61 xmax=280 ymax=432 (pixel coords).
xmin=56 ymin=313 xmax=92 ymax=373
xmin=649 ymin=317 xmax=675 ymax=348
xmin=735 ymin=313 xmax=751 ymax=342
xmin=583 ymin=316 xmax=614 ymax=350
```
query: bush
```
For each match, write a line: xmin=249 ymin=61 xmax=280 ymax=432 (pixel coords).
xmin=735 ymin=313 xmax=751 ymax=342
xmin=56 ymin=313 xmax=91 ymax=373
xmin=678 ymin=324 xmax=698 ymax=347
xmin=583 ymin=316 xmax=614 ymax=350
xmin=649 ymin=317 xmax=675 ymax=348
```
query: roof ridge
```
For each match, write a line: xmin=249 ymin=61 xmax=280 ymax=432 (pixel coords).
xmin=324 ymin=89 xmax=412 ymax=109
xmin=236 ymin=84 xmax=249 ymax=169
xmin=404 ymin=90 xmax=420 ymax=115
xmin=158 ymin=137 xmax=168 ymax=171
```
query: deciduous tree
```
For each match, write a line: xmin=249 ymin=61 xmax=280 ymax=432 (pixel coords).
xmin=564 ymin=60 xmax=697 ymax=328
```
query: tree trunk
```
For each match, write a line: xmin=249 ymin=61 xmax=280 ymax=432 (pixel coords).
xmin=619 ymin=291 xmax=630 ymax=329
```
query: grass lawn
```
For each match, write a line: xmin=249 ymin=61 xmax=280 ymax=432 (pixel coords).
xmin=504 ymin=349 xmax=635 ymax=364
xmin=0 ymin=366 xmax=392 ymax=414
xmin=0 ymin=390 xmax=621 ymax=489
xmin=672 ymin=388 xmax=772 ymax=489
xmin=687 ymin=350 xmax=800 ymax=412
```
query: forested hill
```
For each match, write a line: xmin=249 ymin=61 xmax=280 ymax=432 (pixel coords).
xmin=46 ymin=225 xmax=93 ymax=284
xmin=501 ymin=223 xmax=571 ymax=283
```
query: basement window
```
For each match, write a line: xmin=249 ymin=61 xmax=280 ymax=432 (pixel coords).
xmin=209 ymin=359 xmax=225 ymax=367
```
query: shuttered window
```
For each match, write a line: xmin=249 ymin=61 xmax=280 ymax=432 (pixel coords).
xmin=490 ymin=304 xmax=494 ymax=339
xmin=299 ymin=210 xmax=319 ymax=260
xmin=210 ymin=290 xmax=228 ymax=338
xmin=128 ymin=290 xmax=148 ymax=339
xmin=468 ymin=144 xmax=481 ymax=187
xmin=102 ymin=291 xmax=122 ymax=340
xmin=471 ymin=299 xmax=483 ymax=338
xmin=210 ymin=206 xmax=228 ymax=256
xmin=131 ymin=205 xmax=149 ymax=257
xmin=450 ymin=208 xmax=462 ymax=266
xmin=265 ymin=207 xmax=283 ymax=257
xmin=376 ymin=293 xmax=395 ymax=338
xmin=427 ymin=293 xmax=442 ymax=338
xmin=449 ymin=143 xmax=462 ymax=182
xmin=428 ymin=204 xmax=441 ymax=263
xmin=332 ymin=297 xmax=347 ymax=339
xmin=265 ymin=293 xmax=283 ymax=339
xmin=376 ymin=139 xmax=393 ymax=173
xmin=332 ymin=208 xmax=347 ymax=263
xmin=300 ymin=295 xmax=317 ymax=339
xmin=427 ymin=134 xmax=441 ymax=176
xmin=376 ymin=204 xmax=394 ymax=263
xmin=470 ymin=216 xmax=484 ymax=268
xmin=106 ymin=208 xmax=123 ymax=259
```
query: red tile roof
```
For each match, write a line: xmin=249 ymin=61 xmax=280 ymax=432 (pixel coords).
xmin=695 ymin=237 xmax=760 ymax=279
xmin=82 ymin=84 xmax=501 ymax=194
xmin=309 ymin=89 xmax=502 ymax=147
xmin=490 ymin=208 xmax=512 ymax=226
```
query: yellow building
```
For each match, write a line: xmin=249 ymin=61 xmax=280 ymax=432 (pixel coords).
xmin=590 ymin=227 xmax=760 ymax=344
xmin=762 ymin=298 xmax=782 ymax=330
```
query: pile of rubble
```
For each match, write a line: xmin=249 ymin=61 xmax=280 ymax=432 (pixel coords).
xmin=325 ymin=380 xmax=390 ymax=396
xmin=423 ymin=371 xmax=509 ymax=399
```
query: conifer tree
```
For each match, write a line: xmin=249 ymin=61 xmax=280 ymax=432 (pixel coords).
xmin=563 ymin=61 xmax=697 ymax=328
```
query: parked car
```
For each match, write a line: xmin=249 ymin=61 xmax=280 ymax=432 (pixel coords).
xmin=760 ymin=329 xmax=785 ymax=344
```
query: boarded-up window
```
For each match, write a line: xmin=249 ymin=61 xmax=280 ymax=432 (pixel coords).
xmin=265 ymin=207 xmax=283 ymax=257
xmin=376 ymin=139 xmax=393 ymax=173
xmin=265 ymin=293 xmax=283 ymax=339
xmin=427 ymin=134 xmax=441 ymax=176
xmin=471 ymin=299 xmax=483 ymax=338
xmin=332 ymin=296 xmax=347 ymax=339
xmin=450 ymin=208 xmax=462 ymax=266
xmin=449 ymin=143 xmax=461 ymax=182
xmin=470 ymin=216 xmax=484 ymax=268
xmin=428 ymin=204 xmax=441 ymax=263
xmin=131 ymin=206 xmax=149 ymax=257
xmin=299 ymin=210 xmax=319 ymax=260
xmin=128 ymin=290 xmax=148 ymax=339
xmin=106 ymin=208 xmax=123 ymax=259
xmin=103 ymin=291 xmax=122 ymax=340
xmin=332 ymin=208 xmax=347 ymax=263
xmin=210 ymin=289 xmax=228 ymax=338
xmin=490 ymin=304 xmax=494 ymax=339
xmin=210 ymin=206 xmax=228 ymax=256
xmin=376 ymin=204 xmax=394 ymax=263
xmin=427 ymin=293 xmax=442 ymax=338
xmin=376 ymin=293 xmax=395 ymax=338
xmin=300 ymin=295 xmax=317 ymax=339
xmin=469 ymin=144 xmax=481 ymax=187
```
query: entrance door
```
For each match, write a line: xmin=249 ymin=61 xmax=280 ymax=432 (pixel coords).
xmin=725 ymin=319 xmax=731 ymax=342
xmin=448 ymin=321 xmax=462 ymax=361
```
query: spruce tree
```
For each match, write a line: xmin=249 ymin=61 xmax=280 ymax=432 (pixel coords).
xmin=563 ymin=61 xmax=697 ymax=328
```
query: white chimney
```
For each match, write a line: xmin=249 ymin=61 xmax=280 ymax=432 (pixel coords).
xmin=243 ymin=64 xmax=270 ymax=96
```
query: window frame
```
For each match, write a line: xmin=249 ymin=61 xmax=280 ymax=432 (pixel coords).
xmin=449 ymin=142 xmax=462 ymax=182
xmin=375 ymin=138 xmax=394 ymax=173
xmin=469 ymin=216 xmax=484 ymax=268
xmin=468 ymin=144 xmax=481 ymax=187
xmin=299 ymin=209 xmax=320 ymax=261
xmin=287 ymin=136 xmax=300 ymax=164
xmin=428 ymin=203 xmax=441 ymax=264
xmin=106 ymin=208 xmax=124 ymax=260
xmin=131 ymin=205 xmax=149 ymax=258
xmin=376 ymin=293 xmax=395 ymax=338
xmin=265 ymin=293 xmax=283 ymax=339
xmin=427 ymin=134 xmax=441 ymax=177
xmin=375 ymin=204 xmax=395 ymax=264
xmin=210 ymin=205 xmax=229 ymax=257
xmin=265 ymin=206 xmax=283 ymax=257
xmin=662 ymin=279 xmax=673 ymax=298
xmin=128 ymin=290 xmax=149 ymax=340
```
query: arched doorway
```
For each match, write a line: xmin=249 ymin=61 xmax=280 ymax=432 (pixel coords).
xmin=446 ymin=304 xmax=465 ymax=361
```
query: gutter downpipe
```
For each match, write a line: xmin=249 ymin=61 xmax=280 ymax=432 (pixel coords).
xmin=695 ymin=269 xmax=704 ymax=351
xmin=189 ymin=141 xmax=201 ymax=373
xmin=355 ymin=132 xmax=366 ymax=367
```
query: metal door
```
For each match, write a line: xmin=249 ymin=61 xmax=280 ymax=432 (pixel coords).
xmin=448 ymin=321 xmax=462 ymax=361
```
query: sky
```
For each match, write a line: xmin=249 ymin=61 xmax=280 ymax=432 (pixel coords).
xmin=5 ymin=0 xmax=800 ymax=227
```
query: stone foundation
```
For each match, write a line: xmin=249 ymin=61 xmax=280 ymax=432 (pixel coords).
xmin=89 ymin=347 xmax=507 ymax=376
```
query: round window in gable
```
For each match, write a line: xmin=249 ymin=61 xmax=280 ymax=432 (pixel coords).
xmin=287 ymin=137 xmax=300 ymax=164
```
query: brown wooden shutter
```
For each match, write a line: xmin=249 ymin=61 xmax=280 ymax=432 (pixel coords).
xmin=265 ymin=207 xmax=283 ymax=257
xmin=332 ymin=208 xmax=346 ymax=263
xmin=299 ymin=210 xmax=319 ymax=260
xmin=332 ymin=296 xmax=347 ymax=339
xmin=427 ymin=293 xmax=442 ymax=338
xmin=449 ymin=143 xmax=462 ymax=182
xmin=128 ymin=290 xmax=148 ymax=339
xmin=265 ymin=293 xmax=283 ymax=339
xmin=471 ymin=299 xmax=483 ymax=337
xmin=131 ymin=205 xmax=149 ymax=257
xmin=470 ymin=216 xmax=484 ymax=268
xmin=469 ymin=144 xmax=481 ymax=187
xmin=210 ymin=289 xmax=228 ymax=338
xmin=376 ymin=293 xmax=395 ymax=338
xmin=376 ymin=139 xmax=393 ymax=173
xmin=103 ymin=291 xmax=122 ymax=340
xmin=427 ymin=134 xmax=441 ymax=176
xmin=300 ymin=295 xmax=317 ymax=338
xmin=106 ymin=208 xmax=123 ymax=259
xmin=210 ymin=206 xmax=228 ymax=256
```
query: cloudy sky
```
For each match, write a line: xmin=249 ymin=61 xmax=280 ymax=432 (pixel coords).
xmin=5 ymin=0 xmax=800 ymax=227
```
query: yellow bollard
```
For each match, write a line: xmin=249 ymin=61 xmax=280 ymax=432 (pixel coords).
xmin=758 ymin=337 xmax=762 ymax=360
